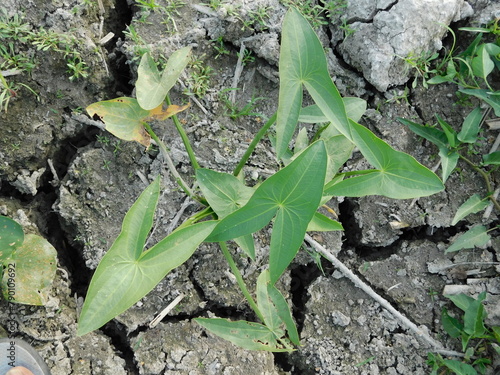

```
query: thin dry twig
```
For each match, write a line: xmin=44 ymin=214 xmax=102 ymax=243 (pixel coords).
xmin=304 ymin=234 xmax=464 ymax=358
xmin=149 ymin=293 xmax=185 ymax=328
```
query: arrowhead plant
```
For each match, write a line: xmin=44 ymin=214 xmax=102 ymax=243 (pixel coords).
xmin=78 ymin=6 xmax=443 ymax=352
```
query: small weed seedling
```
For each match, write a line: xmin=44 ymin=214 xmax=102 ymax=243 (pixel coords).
xmin=219 ymin=88 xmax=264 ymax=120
xmin=77 ymin=8 xmax=444 ymax=353
xmin=428 ymin=293 xmax=500 ymax=375
xmin=0 ymin=11 xmax=90 ymax=110
xmin=399 ymin=20 xmax=500 ymax=252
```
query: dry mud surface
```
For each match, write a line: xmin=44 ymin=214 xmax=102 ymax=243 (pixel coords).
xmin=0 ymin=0 xmax=499 ymax=374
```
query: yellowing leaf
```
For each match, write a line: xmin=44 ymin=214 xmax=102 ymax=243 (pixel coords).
xmin=87 ymin=97 xmax=152 ymax=147
xmin=147 ymin=103 xmax=190 ymax=121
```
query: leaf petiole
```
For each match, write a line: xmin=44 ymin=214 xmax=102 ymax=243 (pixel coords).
xmin=143 ymin=121 xmax=197 ymax=199
xmin=165 ymin=95 xmax=200 ymax=170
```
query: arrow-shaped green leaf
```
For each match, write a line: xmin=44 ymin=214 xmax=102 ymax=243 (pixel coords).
xmin=78 ymin=177 xmax=216 ymax=335
xmin=278 ymin=8 xmax=443 ymax=199
xmin=325 ymin=121 xmax=444 ymax=199
xmin=207 ymin=141 xmax=327 ymax=282
xmin=136 ymin=47 xmax=191 ymax=110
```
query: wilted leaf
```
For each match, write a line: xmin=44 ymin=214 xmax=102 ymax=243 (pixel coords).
xmin=2 ymin=234 xmax=57 ymax=305
xmin=87 ymin=97 xmax=152 ymax=147
xmin=147 ymin=103 xmax=190 ymax=120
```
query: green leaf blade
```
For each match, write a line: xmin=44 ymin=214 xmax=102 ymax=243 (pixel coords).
xmin=438 ymin=148 xmax=459 ymax=183
xmin=194 ymin=318 xmax=293 ymax=352
xmin=0 ymin=215 xmax=24 ymax=260
xmin=136 ymin=47 xmax=192 ymax=110
xmin=458 ymin=107 xmax=483 ymax=143
xmin=307 ymin=212 xmax=343 ymax=232
xmin=398 ymin=118 xmax=448 ymax=149
xmin=276 ymin=7 xmax=349 ymax=158
xmin=197 ymin=169 xmax=254 ymax=219
xmin=446 ymin=225 xmax=490 ymax=253
xmin=471 ymin=44 xmax=494 ymax=82
xmin=268 ymin=141 xmax=327 ymax=282
xmin=452 ymin=194 xmax=489 ymax=225
xmin=483 ymin=151 xmax=500 ymax=165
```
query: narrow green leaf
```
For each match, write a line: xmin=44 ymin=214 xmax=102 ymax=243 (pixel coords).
xmin=458 ymin=107 xmax=483 ymax=143
xmin=321 ymin=125 xmax=355 ymax=180
xmin=463 ymin=292 xmax=487 ymax=337
xmin=436 ymin=115 xmax=458 ymax=148
xmin=398 ymin=118 xmax=448 ymax=149
xmin=459 ymin=89 xmax=500 ymax=116
xmin=446 ymin=225 xmax=490 ymax=253
xmin=459 ymin=27 xmax=491 ymax=33
xmin=438 ymin=147 xmax=459 ymax=183
xmin=0 ymin=216 xmax=24 ymax=261
xmin=307 ymin=212 xmax=343 ymax=231
xmin=452 ymin=194 xmax=489 ymax=225
xmin=471 ymin=44 xmax=494 ymax=82
xmin=1 ymin=234 xmax=57 ymax=305
xmin=136 ymin=47 xmax=192 ymax=110
xmin=194 ymin=318 xmax=294 ymax=352
xmin=427 ymin=74 xmax=455 ymax=85
xmin=257 ymin=270 xmax=284 ymax=333
xmin=294 ymin=127 xmax=309 ymax=154
xmin=276 ymin=7 xmax=349 ymax=158
xmin=265 ymin=280 xmax=300 ymax=346
xmin=483 ymin=151 xmax=500 ymax=165
xmin=441 ymin=308 xmax=464 ymax=338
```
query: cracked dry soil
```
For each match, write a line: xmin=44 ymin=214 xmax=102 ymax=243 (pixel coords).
xmin=0 ymin=0 xmax=499 ymax=374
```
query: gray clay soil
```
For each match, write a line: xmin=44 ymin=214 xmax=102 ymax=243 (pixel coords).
xmin=1 ymin=0 xmax=499 ymax=374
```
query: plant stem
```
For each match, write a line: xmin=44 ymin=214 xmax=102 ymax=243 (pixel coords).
xmin=233 ymin=112 xmax=277 ymax=177
xmin=143 ymin=122 xmax=196 ymax=199
xmin=166 ymin=95 xmax=200 ymax=170
xmin=218 ymin=241 xmax=265 ymax=323
xmin=459 ymin=154 xmax=500 ymax=212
